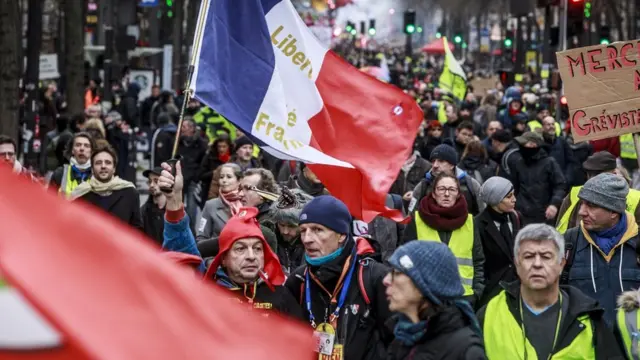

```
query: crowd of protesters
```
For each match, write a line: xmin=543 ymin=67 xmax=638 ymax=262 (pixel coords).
xmin=5 ymin=45 xmax=640 ymax=359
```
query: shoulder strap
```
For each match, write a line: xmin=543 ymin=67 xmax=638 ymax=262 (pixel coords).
xmin=358 ymin=258 xmax=375 ymax=306
xmin=463 ymin=175 xmax=479 ymax=214
xmin=501 ymin=148 xmax=518 ymax=176
xmin=560 ymin=228 xmax=580 ymax=285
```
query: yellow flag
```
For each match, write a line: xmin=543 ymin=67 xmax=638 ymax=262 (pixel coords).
xmin=438 ymin=37 xmax=467 ymax=102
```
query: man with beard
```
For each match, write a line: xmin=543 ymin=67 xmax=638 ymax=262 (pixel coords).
xmin=50 ymin=132 xmax=94 ymax=198
xmin=140 ymin=167 xmax=166 ymax=245
xmin=269 ymin=188 xmax=313 ymax=274
xmin=286 ymin=163 xmax=329 ymax=197
xmin=71 ymin=145 xmax=142 ymax=230
xmin=505 ymin=132 xmax=566 ymax=225
xmin=541 ymin=116 xmax=576 ymax=185
xmin=231 ymin=136 xmax=261 ymax=171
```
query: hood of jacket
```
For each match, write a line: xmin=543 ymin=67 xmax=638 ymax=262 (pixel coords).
xmin=618 ymin=290 xmax=640 ymax=311
xmin=426 ymin=166 xmax=468 ymax=182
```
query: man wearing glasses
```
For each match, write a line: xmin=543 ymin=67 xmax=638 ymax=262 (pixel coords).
xmin=0 ymin=135 xmax=39 ymax=183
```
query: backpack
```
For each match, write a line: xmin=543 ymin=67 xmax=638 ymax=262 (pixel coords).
xmin=560 ymin=227 xmax=580 ymax=285
xmin=500 ymin=148 xmax=519 ymax=176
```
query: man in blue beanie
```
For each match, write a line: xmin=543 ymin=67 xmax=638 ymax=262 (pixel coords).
xmin=408 ymin=144 xmax=485 ymax=215
xmin=284 ymin=195 xmax=393 ymax=360
xmin=384 ymin=241 xmax=485 ymax=359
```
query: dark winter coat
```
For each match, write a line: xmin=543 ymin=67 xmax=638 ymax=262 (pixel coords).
xmin=386 ymin=306 xmax=486 ymax=360
xmin=140 ymin=198 xmax=165 ymax=246
xmin=151 ymin=124 xmax=178 ymax=168
xmin=177 ymin=135 xmax=208 ymax=188
xmin=389 ymin=156 xmax=431 ymax=201
xmin=474 ymin=209 xmax=521 ymax=308
xmin=507 ymin=149 xmax=566 ymax=225
xmin=285 ymin=238 xmax=394 ymax=360
xmin=477 ymin=281 xmax=625 ymax=360
xmin=419 ymin=136 xmax=443 ymax=160
xmin=367 ymin=194 xmax=406 ymax=261
xmin=276 ymin=231 xmax=305 ymax=275
xmin=80 ymin=187 xmax=142 ymax=231
xmin=544 ymin=136 xmax=577 ymax=186
xmin=458 ymin=156 xmax=498 ymax=185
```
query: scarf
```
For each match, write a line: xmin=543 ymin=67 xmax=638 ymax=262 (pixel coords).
xmin=70 ymin=176 xmax=135 ymax=200
xmin=418 ymin=194 xmax=468 ymax=231
xmin=589 ymin=213 xmax=628 ymax=255
xmin=218 ymin=151 xmax=231 ymax=163
xmin=219 ymin=188 xmax=243 ymax=215
xmin=487 ymin=206 xmax=513 ymax=245
xmin=70 ymin=156 xmax=91 ymax=170
xmin=70 ymin=157 xmax=91 ymax=182
xmin=305 ymin=242 xmax=346 ymax=266
xmin=393 ymin=314 xmax=428 ymax=347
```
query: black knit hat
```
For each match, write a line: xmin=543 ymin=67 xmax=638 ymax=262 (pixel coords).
xmin=429 ymin=144 xmax=458 ymax=166
xmin=491 ymin=129 xmax=512 ymax=143
xmin=234 ymin=136 xmax=253 ymax=149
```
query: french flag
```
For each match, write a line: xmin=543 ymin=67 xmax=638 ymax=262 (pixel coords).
xmin=189 ymin=0 xmax=422 ymax=222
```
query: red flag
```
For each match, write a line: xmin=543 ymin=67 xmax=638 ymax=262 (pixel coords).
xmin=0 ymin=170 xmax=314 ymax=359
xmin=308 ymin=52 xmax=423 ymax=223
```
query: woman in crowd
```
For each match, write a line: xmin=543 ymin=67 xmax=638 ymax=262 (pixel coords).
xmin=458 ymin=140 xmax=497 ymax=184
xmin=474 ymin=176 xmax=521 ymax=307
xmin=384 ymin=240 xmax=486 ymax=359
xmin=402 ymin=173 xmax=485 ymax=307
xmin=196 ymin=163 xmax=243 ymax=243
xmin=199 ymin=134 xmax=234 ymax=202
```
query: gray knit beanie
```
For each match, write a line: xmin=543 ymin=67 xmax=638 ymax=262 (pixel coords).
xmin=479 ymin=176 xmax=514 ymax=206
xmin=269 ymin=188 xmax=313 ymax=225
xmin=578 ymin=173 xmax=629 ymax=214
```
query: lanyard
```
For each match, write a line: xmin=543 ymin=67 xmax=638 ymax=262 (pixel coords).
xmin=519 ymin=294 xmax=563 ymax=360
xmin=305 ymin=247 xmax=358 ymax=329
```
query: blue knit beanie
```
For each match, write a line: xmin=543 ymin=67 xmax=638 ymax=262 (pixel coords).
xmin=388 ymin=241 xmax=464 ymax=306
xmin=299 ymin=195 xmax=352 ymax=235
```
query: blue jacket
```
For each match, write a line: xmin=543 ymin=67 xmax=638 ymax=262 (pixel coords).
xmin=567 ymin=214 xmax=640 ymax=324
xmin=162 ymin=214 xmax=206 ymax=273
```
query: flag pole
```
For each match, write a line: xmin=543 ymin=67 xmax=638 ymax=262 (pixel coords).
xmin=170 ymin=0 xmax=210 ymax=159
xmin=160 ymin=0 xmax=209 ymax=193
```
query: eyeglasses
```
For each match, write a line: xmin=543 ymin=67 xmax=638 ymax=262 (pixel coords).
xmin=435 ymin=186 xmax=459 ymax=195
xmin=389 ymin=269 xmax=403 ymax=282
xmin=239 ymin=184 xmax=258 ymax=192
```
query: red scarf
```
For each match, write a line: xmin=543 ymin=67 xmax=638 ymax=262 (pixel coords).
xmin=219 ymin=188 xmax=243 ymax=215
xmin=417 ymin=194 xmax=468 ymax=231
xmin=218 ymin=151 xmax=231 ymax=163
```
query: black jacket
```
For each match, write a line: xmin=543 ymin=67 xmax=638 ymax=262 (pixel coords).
xmin=544 ymin=136 xmax=577 ymax=186
xmin=80 ymin=187 xmax=142 ymax=231
xmin=276 ymin=231 xmax=305 ymax=275
xmin=285 ymin=239 xmax=393 ymax=360
xmin=389 ymin=156 xmax=431 ymax=201
xmin=386 ymin=306 xmax=486 ymax=360
xmin=141 ymin=198 xmax=165 ymax=246
xmin=477 ymin=281 xmax=624 ymax=360
xmin=177 ymin=135 xmax=208 ymax=187
xmin=458 ymin=156 xmax=498 ymax=185
xmin=419 ymin=136 xmax=443 ymax=160
xmin=474 ymin=210 xmax=521 ymax=308
xmin=508 ymin=149 xmax=566 ymax=224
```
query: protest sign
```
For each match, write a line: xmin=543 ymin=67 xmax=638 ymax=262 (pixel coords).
xmin=557 ymin=40 xmax=640 ymax=142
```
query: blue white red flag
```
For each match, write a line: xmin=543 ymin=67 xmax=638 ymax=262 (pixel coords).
xmin=190 ymin=0 xmax=422 ymax=222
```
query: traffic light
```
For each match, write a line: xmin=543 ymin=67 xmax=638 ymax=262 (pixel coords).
xmin=403 ymin=10 xmax=416 ymax=35
xmin=498 ymin=70 xmax=515 ymax=88
xmin=454 ymin=33 xmax=463 ymax=44
xmin=417 ymin=26 xmax=423 ymax=33
xmin=567 ymin=0 xmax=585 ymax=36
xmin=345 ymin=21 xmax=353 ymax=32
xmin=166 ymin=0 xmax=173 ymax=17
xmin=599 ymin=26 xmax=610 ymax=44
xmin=504 ymin=30 xmax=514 ymax=48
xmin=584 ymin=1 xmax=592 ymax=18
xmin=435 ymin=26 xmax=443 ymax=39
xmin=360 ymin=21 xmax=366 ymax=35
xmin=368 ymin=19 xmax=376 ymax=36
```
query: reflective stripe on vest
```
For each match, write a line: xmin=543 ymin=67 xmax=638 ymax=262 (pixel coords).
xmin=58 ymin=164 xmax=79 ymax=199
xmin=621 ymin=133 xmax=638 ymax=160
xmin=617 ymin=308 xmax=640 ymax=360
xmin=484 ymin=291 xmax=596 ymax=360
xmin=414 ymin=212 xmax=474 ymax=295
xmin=528 ymin=120 xmax=561 ymax=137
xmin=557 ymin=186 xmax=640 ymax=234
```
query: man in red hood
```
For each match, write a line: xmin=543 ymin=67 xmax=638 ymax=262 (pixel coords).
xmin=159 ymin=161 xmax=303 ymax=319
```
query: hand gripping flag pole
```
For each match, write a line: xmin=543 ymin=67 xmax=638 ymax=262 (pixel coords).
xmin=160 ymin=0 xmax=209 ymax=193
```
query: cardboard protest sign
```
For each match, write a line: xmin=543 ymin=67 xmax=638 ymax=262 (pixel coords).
xmin=556 ymin=40 xmax=640 ymax=142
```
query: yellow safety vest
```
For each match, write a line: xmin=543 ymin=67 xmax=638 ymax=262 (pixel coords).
xmin=58 ymin=165 xmax=80 ymax=199
xmin=557 ymin=186 xmax=640 ymax=234
xmin=616 ymin=307 xmax=640 ymax=360
xmin=414 ymin=212 xmax=474 ymax=296
xmin=620 ymin=133 xmax=637 ymax=160
xmin=438 ymin=102 xmax=447 ymax=124
xmin=193 ymin=107 xmax=238 ymax=144
xmin=484 ymin=291 xmax=596 ymax=360
xmin=527 ymin=120 xmax=561 ymax=137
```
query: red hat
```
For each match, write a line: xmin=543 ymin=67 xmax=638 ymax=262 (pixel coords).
xmin=427 ymin=120 xmax=442 ymax=130
xmin=204 ymin=207 xmax=285 ymax=289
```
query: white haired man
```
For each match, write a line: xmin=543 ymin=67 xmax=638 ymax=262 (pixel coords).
xmin=478 ymin=224 xmax=622 ymax=359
